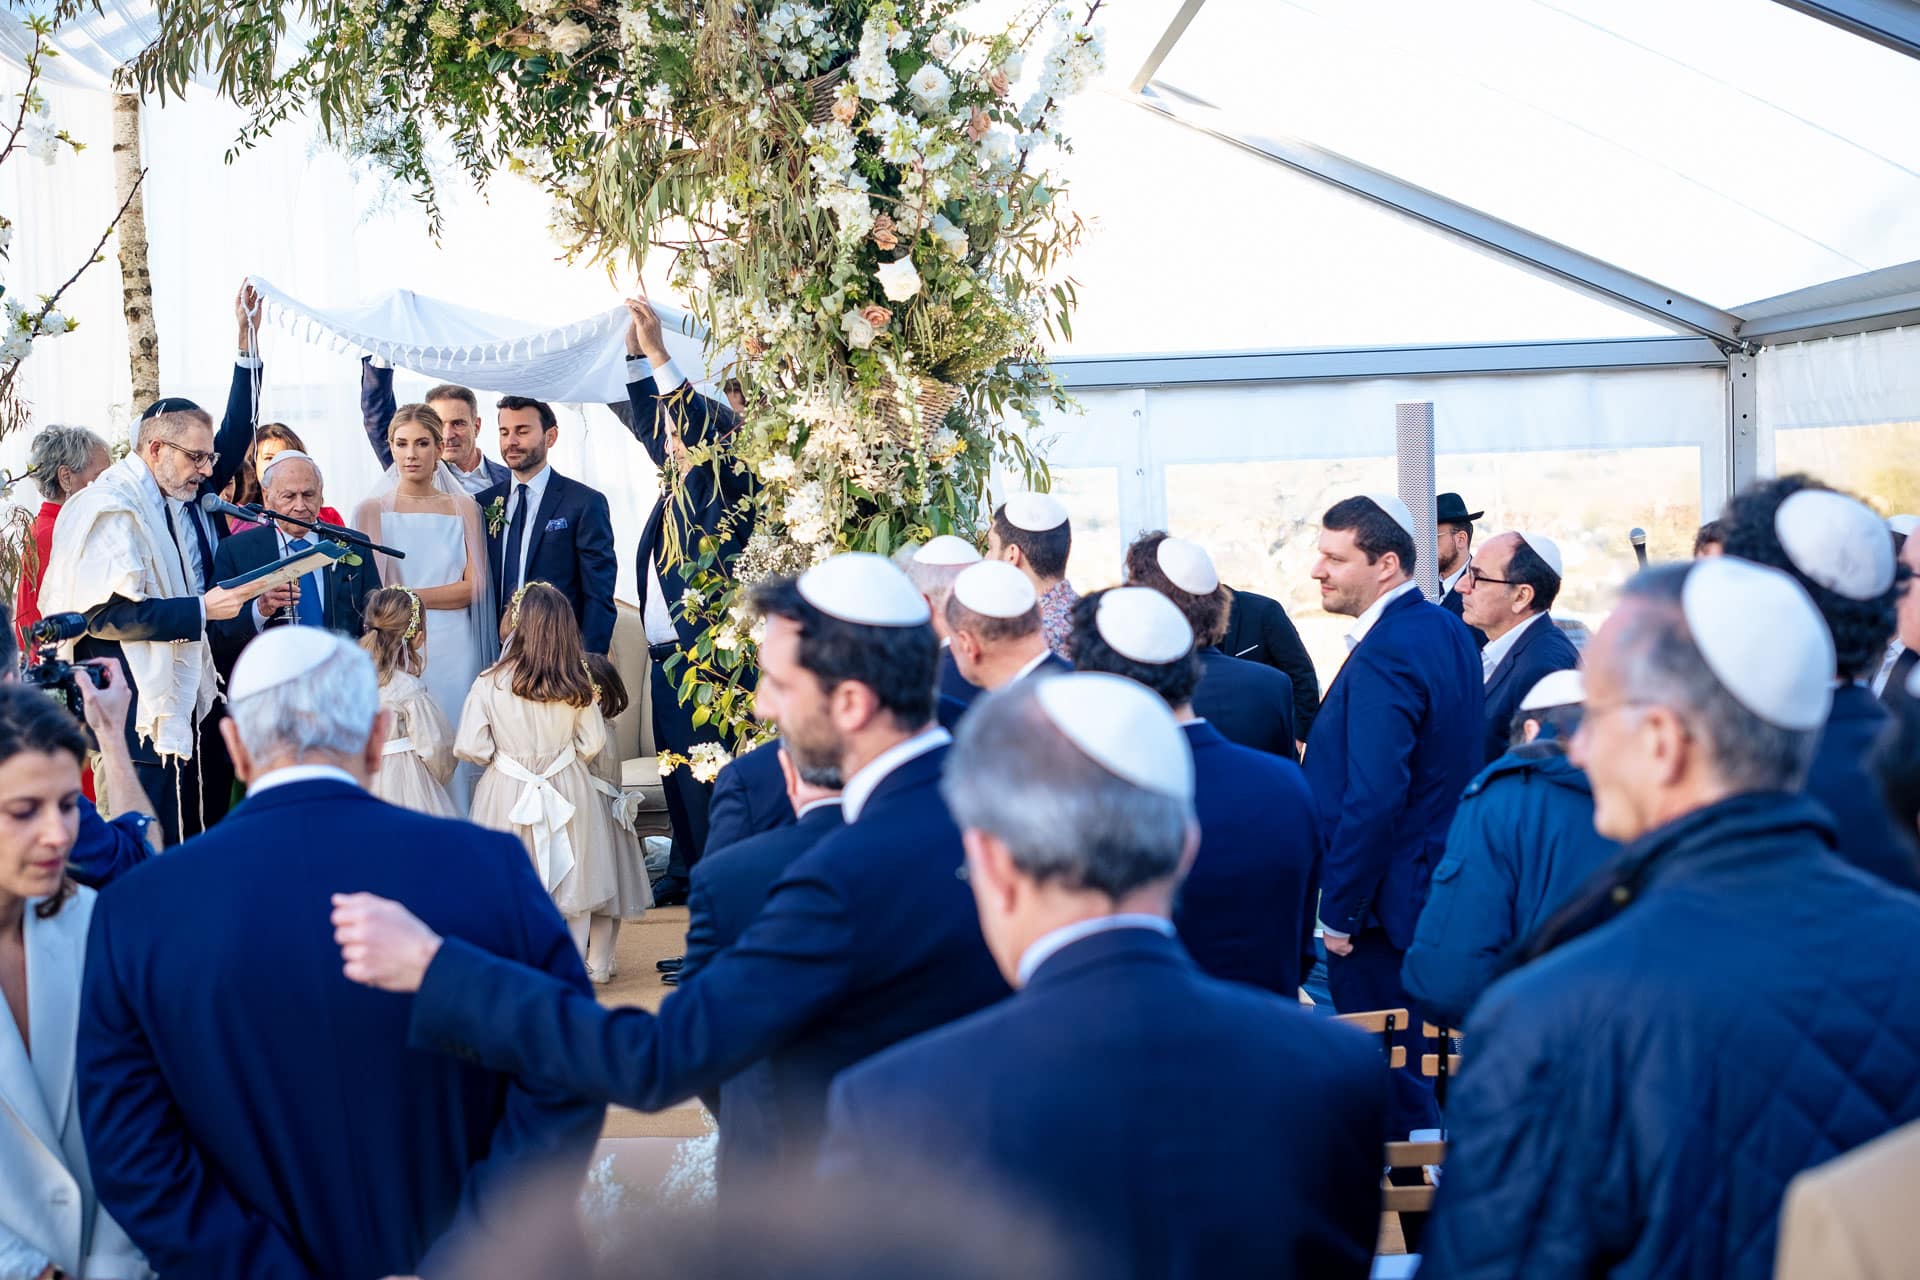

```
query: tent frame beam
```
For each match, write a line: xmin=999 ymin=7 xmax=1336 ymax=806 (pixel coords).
xmin=1767 ymin=0 xmax=1920 ymax=60
xmin=1127 ymin=0 xmax=1211 ymax=92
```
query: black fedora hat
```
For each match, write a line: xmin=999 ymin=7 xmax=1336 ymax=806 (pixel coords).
xmin=1437 ymin=492 xmax=1483 ymax=524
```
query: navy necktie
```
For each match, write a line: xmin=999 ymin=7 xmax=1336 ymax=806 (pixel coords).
xmin=502 ymin=482 xmax=530 ymax=600
xmin=287 ymin=537 xmax=323 ymax=627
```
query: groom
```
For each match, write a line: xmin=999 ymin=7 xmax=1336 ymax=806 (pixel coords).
xmin=482 ymin=396 xmax=618 ymax=654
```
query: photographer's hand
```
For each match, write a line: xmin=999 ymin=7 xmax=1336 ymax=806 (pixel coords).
xmin=78 ymin=660 xmax=160 ymax=837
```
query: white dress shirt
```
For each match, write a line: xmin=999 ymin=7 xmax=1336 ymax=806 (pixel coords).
xmin=1344 ymin=579 xmax=1420 ymax=652
xmin=795 ymin=796 xmax=843 ymax=821
xmin=1008 ymin=648 xmax=1056 ymax=684
xmin=1440 ymin=565 xmax=1467 ymax=599
xmin=246 ymin=763 xmax=360 ymax=795
xmin=632 ymin=354 xmax=690 ymax=647
xmin=502 ymin=464 xmax=555 ymax=591
xmin=1016 ymin=915 xmax=1176 ymax=986
xmin=1479 ymin=612 xmax=1545 ymax=682
xmin=842 ymin=727 xmax=951 ymax=822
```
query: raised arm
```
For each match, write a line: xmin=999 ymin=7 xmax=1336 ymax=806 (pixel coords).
xmin=208 ymin=281 xmax=265 ymax=500
xmin=361 ymin=356 xmax=397 ymax=470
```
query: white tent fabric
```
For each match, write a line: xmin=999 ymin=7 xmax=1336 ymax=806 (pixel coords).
xmin=245 ymin=275 xmax=715 ymax=405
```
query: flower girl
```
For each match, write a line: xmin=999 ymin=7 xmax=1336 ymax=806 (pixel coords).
xmin=360 ymin=587 xmax=458 ymax=818
xmin=581 ymin=652 xmax=653 ymax=983
xmin=456 ymin=583 xmax=617 ymax=954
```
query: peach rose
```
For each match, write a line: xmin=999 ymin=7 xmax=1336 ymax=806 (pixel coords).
xmin=860 ymin=303 xmax=892 ymax=333
xmin=968 ymin=107 xmax=991 ymax=142
xmin=989 ymin=69 xmax=1010 ymax=98
xmin=831 ymin=94 xmax=859 ymax=126
xmin=870 ymin=214 xmax=899 ymax=251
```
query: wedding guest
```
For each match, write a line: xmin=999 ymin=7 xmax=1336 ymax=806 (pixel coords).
xmin=0 ymin=685 xmax=149 ymax=1280
xmin=580 ymin=652 xmax=653 ymax=985
xmin=1124 ymin=533 xmax=1296 ymax=759
xmin=1717 ymin=477 xmax=1920 ymax=891
xmin=224 ymin=423 xmax=347 ymax=534
xmin=330 ymin=553 xmax=1009 ymax=1188
xmin=819 ymin=674 xmax=1388 ymax=1280
xmin=457 ymin=583 xmax=620 ymax=957
xmin=907 ymin=534 xmax=984 ymax=706
xmin=1457 ymin=530 xmax=1579 ymax=765
xmin=1422 ymin=559 xmax=1920 ymax=1279
xmin=944 ymin=560 xmax=1070 ymax=694
xmin=15 ymin=424 xmax=110 ymax=650
xmin=359 ymin=361 xmax=510 ymax=497
xmin=1871 ymin=519 xmax=1918 ymax=700
xmin=1693 ymin=519 xmax=1727 ymax=557
xmin=79 ymin=627 xmax=603 ymax=1279
xmin=1217 ymin=584 xmax=1320 ymax=740
xmin=988 ymin=493 xmax=1077 ymax=658
xmin=623 ymin=298 xmax=756 ymax=904
xmin=704 ymin=739 xmax=796 ymax=855
xmin=1436 ymin=492 xmax=1489 ymax=649
xmin=1401 ymin=669 xmax=1618 ymax=1031
xmin=361 ymin=587 xmax=458 ymax=819
xmin=1068 ymin=587 xmax=1319 ymax=998
xmin=1305 ymin=493 xmax=1481 ymax=1147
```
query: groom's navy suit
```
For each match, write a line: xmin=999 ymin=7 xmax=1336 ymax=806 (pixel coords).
xmin=477 ymin=468 xmax=618 ymax=654
xmin=77 ymin=776 xmax=604 ymax=1279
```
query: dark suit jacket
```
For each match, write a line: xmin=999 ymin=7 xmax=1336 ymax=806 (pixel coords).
xmin=819 ymin=928 xmax=1388 ymax=1280
xmin=938 ymin=645 xmax=979 ymax=707
xmin=1807 ymin=683 xmax=1920 ymax=892
xmin=1219 ymin=587 xmax=1321 ymax=740
xmin=480 ymin=469 xmax=618 ymax=653
xmin=206 ymin=524 xmax=383 ymax=671
xmin=77 ymin=779 xmax=603 ymax=1280
xmin=1303 ymin=587 xmax=1484 ymax=950
xmin=705 ymin=739 xmax=795 ymax=856
xmin=1177 ymin=721 xmax=1320 ymax=997
xmin=408 ymin=741 xmax=1010 ymax=1183
xmin=624 ymin=371 xmax=757 ymax=652
xmin=684 ymin=800 xmax=846 ymax=1184
xmin=1192 ymin=648 xmax=1297 ymax=760
xmin=1479 ymin=612 xmax=1581 ymax=764
xmin=1441 ymin=583 xmax=1489 ymax=650
xmin=359 ymin=357 xmax=511 ymax=491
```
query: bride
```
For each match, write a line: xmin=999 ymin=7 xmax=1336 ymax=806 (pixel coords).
xmin=353 ymin=404 xmax=495 ymax=807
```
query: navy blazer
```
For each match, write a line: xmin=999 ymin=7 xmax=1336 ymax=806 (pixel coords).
xmin=1219 ymin=587 xmax=1321 ymax=740
xmin=77 ymin=778 xmax=603 ymax=1280
xmin=1806 ymin=683 xmax=1920 ymax=892
xmin=66 ymin=798 xmax=154 ymax=890
xmin=819 ymin=928 xmax=1388 ymax=1280
xmin=207 ymin=524 xmax=384 ymax=671
xmin=1304 ymin=587 xmax=1484 ymax=949
xmin=938 ymin=645 xmax=979 ymax=707
xmin=1479 ymin=613 xmax=1580 ymax=765
xmin=624 ymin=373 xmax=757 ymax=652
xmin=1176 ymin=721 xmax=1320 ymax=998
xmin=479 ymin=469 xmax=618 ymax=653
xmin=1193 ymin=648 xmax=1297 ymax=760
xmin=705 ymin=739 xmax=795 ymax=857
xmin=683 ymin=800 xmax=846 ymax=1183
xmin=408 ymin=740 xmax=1010 ymax=1182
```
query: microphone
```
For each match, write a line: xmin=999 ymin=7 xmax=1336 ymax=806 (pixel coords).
xmin=198 ymin=491 xmax=262 ymax=522
xmin=1630 ymin=527 xmax=1648 ymax=568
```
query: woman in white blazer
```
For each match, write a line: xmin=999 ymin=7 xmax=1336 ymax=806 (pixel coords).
xmin=0 ymin=684 xmax=148 ymax=1280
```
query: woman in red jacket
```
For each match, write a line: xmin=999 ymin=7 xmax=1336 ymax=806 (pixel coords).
xmin=17 ymin=424 xmax=111 ymax=648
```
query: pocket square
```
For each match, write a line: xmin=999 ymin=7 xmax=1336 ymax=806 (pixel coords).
xmin=544 ymin=516 xmax=569 ymax=532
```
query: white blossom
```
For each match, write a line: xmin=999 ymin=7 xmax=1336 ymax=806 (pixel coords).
xmin=37 ymin=310 xmax=68 ymax=335
xmin=930 ymin=213 xmax=969 ymax=258
xmin=850 ymin=13 xmax=899 ymax=102
xmin=840 ymin=306 xmax=878 ymax=349
xmin=618 ymin=2 xmax=654 ymax=46
xmin=757 ymin=452 xmax=799 ymax=484
xmin=906 ymin=63 xmax=952 ymax=114
xmin=644 ymin=82 xmax=673 ymax=113
xmin=874 ymin=256 xmax=923 ymax=303
xmin=977 ymin=124 xmax=1018 ymax=170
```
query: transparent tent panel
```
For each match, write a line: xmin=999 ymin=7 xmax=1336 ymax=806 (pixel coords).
xmin=1152 ymin=0 xmax=1920 ymax=308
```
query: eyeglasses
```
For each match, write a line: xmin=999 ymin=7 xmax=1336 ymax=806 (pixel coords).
xmin=1462 ymin=566 xmax=1512 ymax=588
xmin=157 ymin=438 xmax=220 ymax=471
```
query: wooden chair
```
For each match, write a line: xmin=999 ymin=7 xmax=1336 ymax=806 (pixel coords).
xmin=1333 ymin=1008 xmax=1409 ymax=1070
xmin=1421 ymin=1022 xmax=1464 ymax=1111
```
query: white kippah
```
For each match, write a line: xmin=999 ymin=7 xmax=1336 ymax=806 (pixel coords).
xmin=1033 ymin=673 xmax=1194 ymax=799
xmin=1774 ymin=488 xmax=1895 ymax=601
xmin=261 ymin=449 xmax=319 ymax=483
xmin=1519 ymin=532 xmax=1564 ymax=579
xmin=951 ymin=560 xmax=1037 ymax=618
xmin=1155 ymin=537 xmax=1219 ymax=595
xmin=797 ymin=552 xmax=931 ymax=626
xmin=1359 ymin=491 xmax=1417 ymax=539
xmin=228 ymin=625 xmax=344 ymax=703
xmin=1519 ymin=668 xmax=1584 ymax=712
xmin=1888 ymin=514 xmax=1919 ymax=538
xmin=913 ymin=535 xmax=982 ymax=566
xmin=1096 ymin=587 xmax=1194 ymax=664
xmin=1001 ymin=491 xmax=1068 ymax=533
xmin=1681 ymin=557 xmax=1834 ymax=731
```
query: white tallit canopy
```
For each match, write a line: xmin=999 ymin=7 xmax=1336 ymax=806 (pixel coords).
xmin=245 ymin=275 xmax=720 ymax=406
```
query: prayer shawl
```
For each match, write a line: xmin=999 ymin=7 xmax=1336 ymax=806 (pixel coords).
xmin=39 ymin=456 xmax=216 ymax=759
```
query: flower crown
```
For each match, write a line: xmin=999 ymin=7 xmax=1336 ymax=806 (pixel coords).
xmin=401 ymin=589 xmax=423 ymax=644
xmin=582 ymin=659 xmax=602 ymax=706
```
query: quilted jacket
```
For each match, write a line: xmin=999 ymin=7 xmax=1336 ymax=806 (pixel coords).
xmin=1422 ymin=791 xmax=1920 ymax=1280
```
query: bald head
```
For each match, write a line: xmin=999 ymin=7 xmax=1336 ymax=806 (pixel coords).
xmin=263 ymin=454 xmax=324 ymax=536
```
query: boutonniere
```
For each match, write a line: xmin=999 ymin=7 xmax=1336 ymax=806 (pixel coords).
xmin=340 ymin=550 xmax=363 ymax=567
xmin=485 ymin=496 xmax=506 ymax=537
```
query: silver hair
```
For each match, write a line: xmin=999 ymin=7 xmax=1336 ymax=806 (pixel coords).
xmin=262 ymin=452 xmax=323 ymax=491
xmin=227 ymin=633 xmax=380 ymax=762
xmin=28 ymin=425 xmax=108 ymax=501
xmin=941 ymin=680 xmax=1193 ymax=899
xmin=135 ymin=406 xmax=211 ymax=449
xmin=1613 ymin=564 xmax=1818 ymax=792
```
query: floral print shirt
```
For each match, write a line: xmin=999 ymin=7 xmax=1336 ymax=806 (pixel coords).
xmin=1039 ymin=579 xmax=1080 ymax=659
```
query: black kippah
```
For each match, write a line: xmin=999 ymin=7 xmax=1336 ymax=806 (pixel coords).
xmin=140 ymin=396 xmax=202 ymax=421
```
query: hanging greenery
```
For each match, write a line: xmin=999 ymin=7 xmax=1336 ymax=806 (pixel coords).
xmin=132 ymin=0 xmax=1103 ymax=742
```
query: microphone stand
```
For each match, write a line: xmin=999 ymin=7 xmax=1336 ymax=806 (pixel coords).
xmin=248 ymin=504 xmax=408 ymax=561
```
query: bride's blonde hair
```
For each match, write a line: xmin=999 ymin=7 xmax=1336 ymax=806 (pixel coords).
xmin=387 ymin=403 xmax=444 ymax=451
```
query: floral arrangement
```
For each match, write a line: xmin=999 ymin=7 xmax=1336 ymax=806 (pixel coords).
xmin=655 ymin=740 xmax=733 ymax=784
xmin=135 ymin=0 xmax=1104 ymax=742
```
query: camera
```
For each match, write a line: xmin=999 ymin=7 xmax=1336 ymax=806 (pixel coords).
xmin=21 ymin=612 xmax=107 ymax=716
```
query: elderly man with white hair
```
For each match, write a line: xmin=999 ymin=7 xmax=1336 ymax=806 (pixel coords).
xmin=75 ymin=627 xmax=603 ymax=1279
xmin=208 ymin=449 xmax=383 ymax=663
xmin=1421 ymin=559 xmax=1920 ymax=1280
xmin=818 ymin=674 xmax=1388 ymax=1278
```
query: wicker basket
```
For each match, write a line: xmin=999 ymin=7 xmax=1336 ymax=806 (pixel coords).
xmin=875 ymin=374 xmax=965 ymax=435
xmin=803 ymin=65 xmax=849 ymax=126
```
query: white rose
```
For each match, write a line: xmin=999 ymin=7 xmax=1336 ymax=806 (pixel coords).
xmin=1000 ymin=50 xmax=1025 ymax=80
xmin=546 ymin=17 xmax=591 ymax=54
xmin=977 ymin=124 xmax=1018 ymax=169
xmin=930 ymin=213 xmax=969 ymax=258
xmin=929 ymin=31 xmax=955 ymax=59
xmin=874 ymin=256 xmax=923 ymax=303
xmin=840 ymin=306 xmax=877 ymax=349
xmin=906 ymin=63 xmax=953 ymax=113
